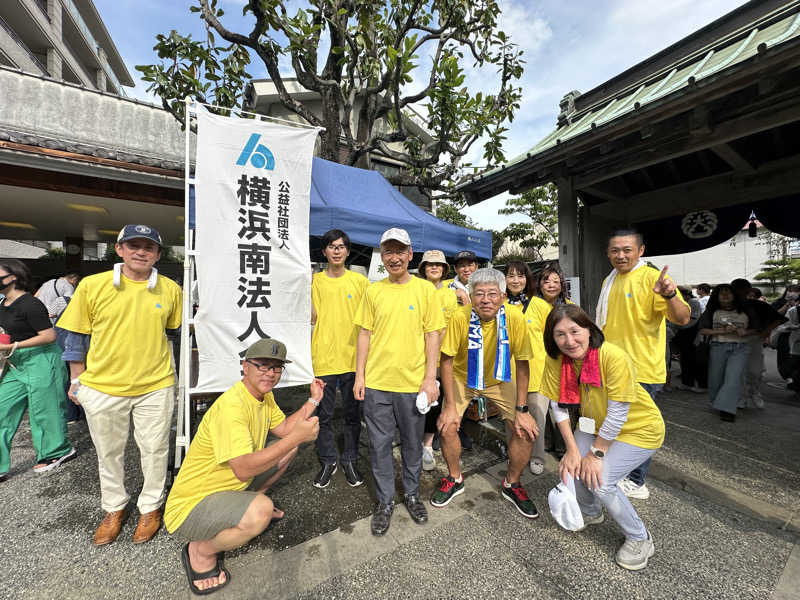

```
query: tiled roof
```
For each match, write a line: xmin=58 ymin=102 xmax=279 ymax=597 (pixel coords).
xmin=0 ymin=66 xmax=186 ymax=173
xmin=461 ymin=2 xmax=800 ymax=189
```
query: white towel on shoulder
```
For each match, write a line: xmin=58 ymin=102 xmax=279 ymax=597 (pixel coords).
xmin=595 ymin=259 xmax=646 ymax=328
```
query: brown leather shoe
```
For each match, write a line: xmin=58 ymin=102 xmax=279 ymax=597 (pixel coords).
xmin=132 ymin=508 xmax=162 ymax=544
xmin=93 ymin=509 xmax=126 ymax=546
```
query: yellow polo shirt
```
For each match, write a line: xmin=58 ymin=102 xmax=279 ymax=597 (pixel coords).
xmin=441 ymin=305 xmax=532 ymax=386
xmin=164 ymin=381 xmax=286 ymax=532
xmin=311 ymin=269 xmax=369 ymax=376
xmin=540 ymin=342 xmax=665 ymax=449
xmin=434 ymin=285 xmax=459 ymax=326
xmin=57 ymin=270 xmax=182 ymax=396
xmin=354 ymin=276 xmax=444 ymax=393
xmin=522 ymin=297 xmax=573 ymax=392
xmin=601 ymin=266 xmax=688 ymax=384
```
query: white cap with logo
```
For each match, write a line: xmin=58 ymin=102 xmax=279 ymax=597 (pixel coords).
xmin=380 ymin=228 xmax=411 ymax=247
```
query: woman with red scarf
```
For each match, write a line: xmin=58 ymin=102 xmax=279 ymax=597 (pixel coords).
xmin=540 ymin=304 xmax=665 ymax=571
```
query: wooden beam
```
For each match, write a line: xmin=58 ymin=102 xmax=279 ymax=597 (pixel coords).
xmin=710 ymin=143 xmax=755 ymax=172
xmin=557 ymin=178 xmax=579 ymax=277
xmin=0 ymin=164 xmax=183 ymax=206
xmin=0 ymin=140 xmax=181 ymax=178
xmin=666 ymin=160 xmax=682 ymax=184
xmin=591 ymin=154 xmax=800 ymax=222
xmin=574 ymin=91 xmax=800 ymax=189
xmin=579 ymin=185 xmax=622 ymax=202
xmin=639 ymin=167 xmax=656 ymax=190
xmin=696 ymin=150 xmax=713 ymax=176
xmin=771 ymin=127 xmax=785 ymax=157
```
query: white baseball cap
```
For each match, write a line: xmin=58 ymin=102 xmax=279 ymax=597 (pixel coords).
xmin=380 ymin=228 xmax=411 ymax=247
xmin=548 ymin=475 xmax=584 ymax=531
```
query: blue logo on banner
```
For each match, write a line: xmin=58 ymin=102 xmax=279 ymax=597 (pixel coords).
xmin=236 ymin=134 xmax=275 ymax=170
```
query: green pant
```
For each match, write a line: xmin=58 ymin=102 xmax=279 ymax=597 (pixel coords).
xmin=0 ymin=343 xmax=71 ymax=474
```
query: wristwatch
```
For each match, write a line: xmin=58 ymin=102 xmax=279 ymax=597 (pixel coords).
xmin=589 ymin=445 xmax=605 ymax=459
xmin=661 ymin=290 xmax=677 ymax=299
xmin=308 ymin=397 xmax=320 ymax=407
xmin=515 ymin=405 xmax=529 ymax=413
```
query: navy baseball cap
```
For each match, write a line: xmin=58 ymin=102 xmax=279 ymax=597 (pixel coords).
xmin=117 ymin=224 xmax=163 ymax=246
xmin=454 ymin=250 xmax=477 ymax=263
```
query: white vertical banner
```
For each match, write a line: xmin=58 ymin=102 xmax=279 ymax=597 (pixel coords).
xmin=194 ymin=111 xmax=319 ymax=391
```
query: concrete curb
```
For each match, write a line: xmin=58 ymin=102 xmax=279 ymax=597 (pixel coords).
xmin=476 ymin=421 xmax=800 ymax=535
xmin=648 ymin=460 xmax=799 ymax=535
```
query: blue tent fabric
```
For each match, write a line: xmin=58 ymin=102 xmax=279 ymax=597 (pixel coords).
xmin=189 ymin=157 xmax=492 ymax=259
xmin=309 ymin=158 xmax=491 ymax=258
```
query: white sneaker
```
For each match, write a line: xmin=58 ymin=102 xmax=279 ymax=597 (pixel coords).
xmin=422 ymin=446 xmax=435 ymax=471
xmin=616 ymin=533 xmax=655 ymax=570
xmin=575 ymin=511 xmax=604 ymax=532
xmin=529 ymin=459 xmax=545 ymax=475
xmin=690 ymin=386 xmax=707 ymax=394
xmin=752 ymin=393 xmax=765 ymax=409
xmin=618 ymin=478 xmax=650 ymax=499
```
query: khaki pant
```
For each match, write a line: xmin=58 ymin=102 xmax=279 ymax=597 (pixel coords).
xmin=79 ymin=385 xmax=175 ymax=513
xmin=451 ymin=379 xmax=517 ymax=421
xmin=526 ymin=392 xmax=549 ymax=464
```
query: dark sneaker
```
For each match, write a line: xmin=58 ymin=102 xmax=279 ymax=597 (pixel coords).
xmin=313 ymin=463 xmax=337 ymax=489
xmin=458 ymin=428 xmax=473 ymax=450
xmin=341 ymin=462 xmax=364 ymax=487
xmin=430 ymin=476 xmax=465 ymax=507
xmin=501 ymin=482 xmax=539 ymax=519
xmin=404 ymin=494 xmax=428 ymax=524
xmin=371 ymin=502 xmax=394 ymax=536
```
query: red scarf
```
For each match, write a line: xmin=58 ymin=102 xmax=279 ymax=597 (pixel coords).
xmin=559 ymin=347 xmax=602 ymax=407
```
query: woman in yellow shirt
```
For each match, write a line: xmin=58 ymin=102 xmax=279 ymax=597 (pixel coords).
xmin=416 ymin=250 xmax=462 ymax=470
xmin=504 ymin=261 xmax=535 ymax=311
xmin=540 ymin=304 xmax=664 ymax=571
xmin=522 ymin=264 xmax=571 ymax=474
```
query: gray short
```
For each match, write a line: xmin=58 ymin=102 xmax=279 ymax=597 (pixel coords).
xmin=174 ymin=441 xmax=285 ymax=541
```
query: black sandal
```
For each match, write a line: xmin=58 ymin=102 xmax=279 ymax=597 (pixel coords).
xmin=180 ymin=543 xmax=231 ymax=595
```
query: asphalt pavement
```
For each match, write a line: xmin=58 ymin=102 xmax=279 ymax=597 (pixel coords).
xmin=0 ymin=348 xmax=797 ymax=599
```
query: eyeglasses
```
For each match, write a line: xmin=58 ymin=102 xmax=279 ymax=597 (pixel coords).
xmin=473 ymin=291 xmax=501 ymax=300
xmin=326 ymin=244 xmax=347 ymax=252
xmin=245 ymin=360 xmax=284 ymax=374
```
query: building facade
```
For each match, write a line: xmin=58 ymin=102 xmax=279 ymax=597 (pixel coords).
xmin=0 ymin=0 xmax=132 ymax=95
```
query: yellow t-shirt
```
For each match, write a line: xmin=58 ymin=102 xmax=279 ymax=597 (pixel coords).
xmin=601 ymin=266 xmax=688 ymax=384
xmin=57 ymin=270 xmax=182 ymax=396
xmin=522 ymin=297 xmax=574 ymax=392
xmin=540 ymin=342 xmax=665 ymax=449
xmin=164 ymin=381 xmax=286 ymax=532
xmin=434 ymin=284 xmax=459 ymax=326
xmin=354 ymin=276 xmax=444 ymax=393
xmin=311 ymin=270 xmax=369 ymax=376
xmin=441 ymin=305 xmax=532 ymax=386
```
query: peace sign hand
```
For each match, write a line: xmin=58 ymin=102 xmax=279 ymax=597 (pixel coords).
xmin=653 ymin=265 xmax=676 ymax=298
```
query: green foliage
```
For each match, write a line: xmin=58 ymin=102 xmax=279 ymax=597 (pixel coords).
xmin=497 ymin=183 xmax=558 ymax=261
xmin=491 ymin=228 xmax=506 ymax=260
xmin=494 ymin=250 xmax=536 ymax=266
xmin=753 ymin=257 xmax=800 ymax=293
xmin=136 ymin=0 xmax=524 ymax=194
xmin=435 ymin=198 xmax=474 ymax=228
xmin=40 ymin=247 xmax=65 ymax=259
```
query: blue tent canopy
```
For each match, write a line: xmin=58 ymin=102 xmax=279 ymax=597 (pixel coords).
xmin=189 ymin=157 xmax=491 ymax=259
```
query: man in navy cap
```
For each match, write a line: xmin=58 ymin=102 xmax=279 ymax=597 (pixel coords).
xmin=59 ymin=224 xmax=182 ymax=546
